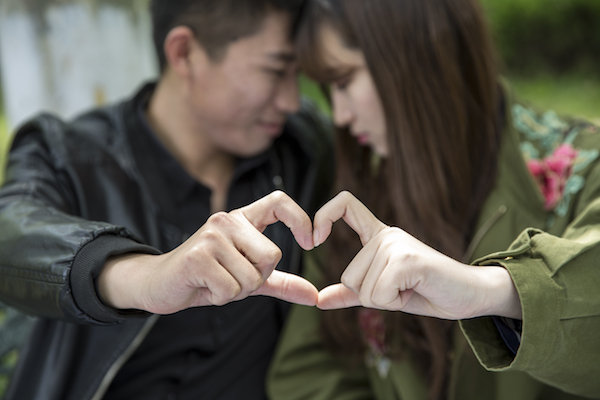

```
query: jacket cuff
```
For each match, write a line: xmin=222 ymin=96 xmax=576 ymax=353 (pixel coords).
xmin=70 ymin=234 xmax=160 ymax=324
xmin=460 ymin=249 xmax=562 ymax=372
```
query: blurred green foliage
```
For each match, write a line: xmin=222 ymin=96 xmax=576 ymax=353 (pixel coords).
xmin=509 ymin=74 xmax=600 ymax=122
xmin=481 ymin=0 xmax=600 ymax=76
xmin=479 ymin=0 xmax=600 ymax=121
xmin=300 ymin=75 xmax=330 ymax=116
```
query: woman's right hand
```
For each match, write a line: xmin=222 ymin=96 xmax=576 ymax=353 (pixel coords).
xmin=314 ymin=191 xmax=522 ymax=320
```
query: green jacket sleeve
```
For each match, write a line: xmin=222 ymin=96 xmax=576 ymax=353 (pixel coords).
xmin=460 ymin=158 xmax=600 ymax=398
xmin=267 ymin=254 xmax=373 ymax=400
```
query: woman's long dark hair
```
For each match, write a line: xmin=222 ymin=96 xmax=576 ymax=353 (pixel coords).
xmin=297 ymin=1 xmax=503 ymax=399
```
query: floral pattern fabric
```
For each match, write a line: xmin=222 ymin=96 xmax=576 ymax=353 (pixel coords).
xmin=358 ymin=308 xmax=391 ymax=378
xmin=355 ymin=105 xmax=600 ymax=379
xmin=514 ymin=104 xmax=599 ymax=220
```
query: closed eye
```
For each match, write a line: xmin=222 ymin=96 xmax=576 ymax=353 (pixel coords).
xmin=266 ymin=68 xmax=286 ymax=78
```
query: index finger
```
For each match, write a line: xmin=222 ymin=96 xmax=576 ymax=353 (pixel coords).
xmin=313 ymin=191 xmax=387 ymax=247
xmin=238 ymin=191 xmax=314 ymax=250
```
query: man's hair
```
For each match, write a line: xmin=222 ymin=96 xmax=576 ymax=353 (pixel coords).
xmin=151 ymin=0 xmax=305 ymax=72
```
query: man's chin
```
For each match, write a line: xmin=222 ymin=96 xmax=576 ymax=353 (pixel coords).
xmin=231 ymin=141 xmax=273 ymax=158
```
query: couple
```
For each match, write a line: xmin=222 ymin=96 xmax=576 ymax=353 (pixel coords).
xmin=1 ymin=0 xmax=599 ymax=399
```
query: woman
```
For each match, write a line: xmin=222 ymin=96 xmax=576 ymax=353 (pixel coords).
xmin=268 ymin=0 xmax=600 ymax=399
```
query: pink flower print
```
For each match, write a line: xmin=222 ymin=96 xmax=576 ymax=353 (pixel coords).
xmin=527 ymin=144 xmax=578 ymax=210
xmin=358 ymin=308 xmax=387 ymax=355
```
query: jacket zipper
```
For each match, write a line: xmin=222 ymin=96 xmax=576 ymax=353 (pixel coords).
xmin=90 ymin=315 xmax=159 ymax=400
xmin=462 ymin=205 xmax=508 ymax=263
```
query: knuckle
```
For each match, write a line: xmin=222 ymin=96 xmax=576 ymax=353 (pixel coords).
xmin=269 ymin=247 xmax=283 ymax=264
xmin=207 ymin=211 xmax=231 ymax=226
xmin=200 ymin=228 xmax=222 ymax=244
xmin=181 ymin=246 xmax=206 ymax=272
xmin=213 ymin=283 xmax=242 ymax=306
xmin=257 ymin=246 xmax=282 ymax=271
xmin=338 ymin=190 xmax=354 ymax=202
xmin=270 ymin=190 xmax=288 ymax=201
xmin=392 ymin=250 xmax=416 ymax=266
xmin=268 ymin=190 xmax=290 ymax=206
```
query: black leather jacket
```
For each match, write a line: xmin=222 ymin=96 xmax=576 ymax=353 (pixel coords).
xmin=0 ymin=84 xmax=333 ymax=400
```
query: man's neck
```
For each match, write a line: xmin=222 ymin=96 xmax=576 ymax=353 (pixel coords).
xmin=146 ymin=77 xmax=234 ymax=212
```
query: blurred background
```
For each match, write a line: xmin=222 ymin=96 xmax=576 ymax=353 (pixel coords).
xmin=0 ymin=0 xmax=599 ymax=396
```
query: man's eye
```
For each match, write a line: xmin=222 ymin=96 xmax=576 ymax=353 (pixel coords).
xmin=266 ymin=68 xmax=286 ymax=78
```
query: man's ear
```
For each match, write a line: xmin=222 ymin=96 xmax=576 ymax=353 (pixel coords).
xmin=163 ymin=26 xmax=208 ymax=78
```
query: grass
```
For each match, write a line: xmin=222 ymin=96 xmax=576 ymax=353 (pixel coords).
xmin=507 ymin=73 xmax=600 ymax=123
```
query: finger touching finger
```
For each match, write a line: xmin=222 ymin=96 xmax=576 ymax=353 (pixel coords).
xmin=252 ymin=270 xmax=318 ymax=306
xmin=313 ymin=191 xmax=386 ymax=247
xmin=316 ymin=284 xmax=362 ymax=310
xmin=240 ymin=191 xmax=314 ymax=250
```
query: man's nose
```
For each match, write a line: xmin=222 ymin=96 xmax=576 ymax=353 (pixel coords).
xmin=274 ymin=73 xmax=300 ymax=114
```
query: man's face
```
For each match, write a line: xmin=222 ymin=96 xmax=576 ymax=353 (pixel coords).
xmin=186 ymin=11 xmax=300 ymax=157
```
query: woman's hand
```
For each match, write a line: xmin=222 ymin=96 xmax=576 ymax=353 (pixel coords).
xmin=314 ymin=191 xmax=522 ymax=320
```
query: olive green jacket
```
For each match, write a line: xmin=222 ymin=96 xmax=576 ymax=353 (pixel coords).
xmin=267 ymin=104 xmax=600 ymax=400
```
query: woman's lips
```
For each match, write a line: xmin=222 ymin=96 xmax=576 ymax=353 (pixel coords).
xmin=355 ymin=133 xmax=370 ymax=146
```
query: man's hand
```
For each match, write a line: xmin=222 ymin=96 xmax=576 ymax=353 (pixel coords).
xmin=98 ymin=191 xmax=318 ymax=314
xmin=314 ymin=191 xmax=522 ymax=320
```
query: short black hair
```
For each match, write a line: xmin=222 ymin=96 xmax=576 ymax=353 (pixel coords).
xmin=151 ymin=0 xmax=306 ymax=72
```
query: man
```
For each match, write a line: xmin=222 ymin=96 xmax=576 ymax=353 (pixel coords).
xmin=0 ymin=1 xmax=332 ymax=399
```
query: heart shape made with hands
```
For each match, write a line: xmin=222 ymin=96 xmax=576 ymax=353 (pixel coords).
xmin=310 ymin=191 xmax=390 ymax=310
xmin=244 ymin=190 xmax=384 ymax=309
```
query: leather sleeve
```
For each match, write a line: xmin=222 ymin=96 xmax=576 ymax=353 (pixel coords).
xmin=0 ymin=115 xmax=158 ymax=324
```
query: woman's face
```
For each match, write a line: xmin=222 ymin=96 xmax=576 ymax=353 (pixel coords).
xmin=318 ymin=24 xmax=388 ymax=156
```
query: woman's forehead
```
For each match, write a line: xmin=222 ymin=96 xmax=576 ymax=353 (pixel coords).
xmin=299 ymin=23 xmax=363 ymax=81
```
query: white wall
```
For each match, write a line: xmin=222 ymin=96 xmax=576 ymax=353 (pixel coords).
xmin=0 ymin=0 xmax=158 ymax=131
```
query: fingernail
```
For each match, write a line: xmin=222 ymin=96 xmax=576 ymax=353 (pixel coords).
xmin=313 ymin=229 xmax=321 ymax=247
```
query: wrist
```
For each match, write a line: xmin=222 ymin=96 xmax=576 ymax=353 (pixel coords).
xmin=475 ymin=266 xmax=522 ymax=319
xmin=97 ymin=253 xmax=156 ymax=311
